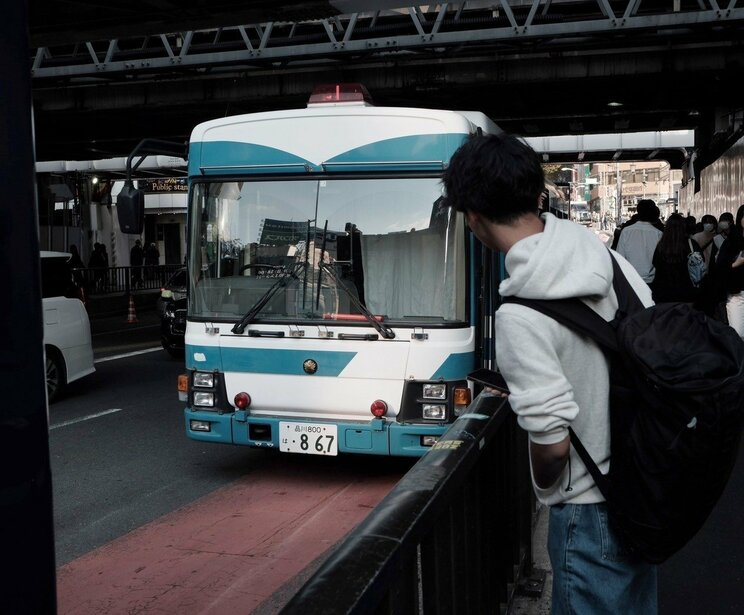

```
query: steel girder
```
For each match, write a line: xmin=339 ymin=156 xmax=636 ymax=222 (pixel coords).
xmin=31 ymin=1 xmax=744 ymax=81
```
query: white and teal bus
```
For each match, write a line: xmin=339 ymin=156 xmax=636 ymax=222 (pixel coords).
xmin=180 ymin=84 xmax=501 ymax=457
xmin=570 ymin=201 xmax=592 ymax=226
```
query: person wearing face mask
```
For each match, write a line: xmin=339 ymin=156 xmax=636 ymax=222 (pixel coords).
xmin=713 ymin=212 xmax=734 ymax=259
xmin=716 ymin=204 xmax=744 ymax=339
xmin=693 ymin=214 xmax=726 ymax=317
xmin=699 ymin=211 xmax=737 ymax=321
xmin=692 ymin=214 xmax=719 ymax=269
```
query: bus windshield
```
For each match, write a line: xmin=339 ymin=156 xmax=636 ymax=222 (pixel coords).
xmin=188 ymin=177 xmax=467 ymax=325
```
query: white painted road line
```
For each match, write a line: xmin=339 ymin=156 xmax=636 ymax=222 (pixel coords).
xmin=50 ymin=408 xmax=123 ymax=430
xmin=91 ymin=323 xmax=159 ymax=336
xmin=95 ymin=347 xmax=162 ymax=364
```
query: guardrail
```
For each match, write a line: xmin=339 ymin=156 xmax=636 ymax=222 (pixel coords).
xmin=279 ymin=393 xmax=535 ymax=615
xmin=72 ymin=264 xmax=182 ymax=296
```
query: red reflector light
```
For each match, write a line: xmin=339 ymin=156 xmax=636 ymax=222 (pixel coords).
xmin=370 ymin=400 xmax=388 ymax=417
xmin=308 ymin=83 xmax=373 ymax=106
xmin=234 ymin=392 xmax=251 ymax=409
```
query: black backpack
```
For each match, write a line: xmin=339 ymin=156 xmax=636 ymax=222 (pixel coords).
xmin=502 ymin=252 xmax=744 ymax=564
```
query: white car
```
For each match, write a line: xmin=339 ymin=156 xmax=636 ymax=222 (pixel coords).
xmin=41 ymin=251 xmax=95 ymax=402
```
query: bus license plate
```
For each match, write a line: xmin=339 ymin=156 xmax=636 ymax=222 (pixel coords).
xmin=279 ymin=422 xmax=338 ymax=456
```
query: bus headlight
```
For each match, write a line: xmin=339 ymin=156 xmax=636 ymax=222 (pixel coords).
xmin=190 ymin=420 xmax=211 ymax=432
xmin=422 ymin=404 xmax=446 ymax=420
xmin=193 ymin=391 xmax=215 ymax=407
xmin=422 ymin=383 xmax=447 ymax=399
xmin=193 ymin=372 xmax=215 ymax=388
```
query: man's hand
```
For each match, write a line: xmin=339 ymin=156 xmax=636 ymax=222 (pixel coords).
xmin=530 ymin=437 xmax=570 ymax=489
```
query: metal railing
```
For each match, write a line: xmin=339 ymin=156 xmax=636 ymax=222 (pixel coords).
xmin=279 ymin=393 xmax=535 ymax=615
xmin=72 ymin=264 xmax=182 ymax=295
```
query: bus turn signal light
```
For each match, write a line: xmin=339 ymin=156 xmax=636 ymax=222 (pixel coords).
xmin=453 ymin=387 xmax=471 ymax=416
xmin=453 ymin=387 xmax=471 ymax=406
xmin=178 ymin=374 xmax=188 ymax=392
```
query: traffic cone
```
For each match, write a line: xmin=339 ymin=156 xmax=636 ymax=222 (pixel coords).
xmin=126 ymin=294 xmax=138 ymax=324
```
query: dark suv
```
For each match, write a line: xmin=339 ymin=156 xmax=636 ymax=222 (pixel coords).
xmin=156 ymin=267 xmax=187 ymax=318
xmin=160 ymin=296 xmax=186 ymax=357
xmin=158 ymin=267 xmax=187 ymax=357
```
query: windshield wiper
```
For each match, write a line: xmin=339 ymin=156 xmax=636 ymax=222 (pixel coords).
xmin=319 ymin=262 xmax=396 ymax=339
xmin=231 ymin=263 xmax=304 ymax=334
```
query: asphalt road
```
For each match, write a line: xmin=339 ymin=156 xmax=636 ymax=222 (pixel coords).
xmin=49 ymin=324 xmax=260 ymax=566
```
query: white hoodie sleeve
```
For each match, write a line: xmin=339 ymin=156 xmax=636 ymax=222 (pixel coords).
xmin=494 ymin=307 xmax=580 ymax=445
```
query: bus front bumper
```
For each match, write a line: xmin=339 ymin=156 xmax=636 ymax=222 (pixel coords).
xmin=184 ymin=409 xmax=448 ymax=457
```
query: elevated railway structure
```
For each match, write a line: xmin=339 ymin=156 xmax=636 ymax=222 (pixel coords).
xmin=30 ymin=0 xmax=744 ymax=176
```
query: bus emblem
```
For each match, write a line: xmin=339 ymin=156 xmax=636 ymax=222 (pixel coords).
xmin=303 ymin=359 xmax=318 ymax=374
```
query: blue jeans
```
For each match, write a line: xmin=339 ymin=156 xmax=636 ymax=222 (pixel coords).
xmin=548 ymin=503 xmax=658 ymax=614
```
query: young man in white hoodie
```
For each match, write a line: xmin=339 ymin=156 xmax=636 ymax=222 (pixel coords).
xmin=443 ymin=133 xmax=658 ymax=614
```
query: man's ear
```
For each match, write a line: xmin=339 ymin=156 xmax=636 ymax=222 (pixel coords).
xmin=465 ymin=209 xmax=482 ymax=229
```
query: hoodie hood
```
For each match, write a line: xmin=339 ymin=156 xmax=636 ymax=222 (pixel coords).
xmin=499 ymin=213 xmax=613 ymax=300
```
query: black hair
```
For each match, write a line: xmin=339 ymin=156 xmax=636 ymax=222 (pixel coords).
xmin=685 ymin=215 xmax=697 ymax=236
xmin=701 ymin=214 xmax=717 ymax=226
xmin=656 ymin=213 xmax=689 ymax=262
xmin=442 ymin=132 xmax=545 ymax=224
xmin=719 ymin=211 xmax=734 ymax=223
xmin=731 ymin=203 xmax=744 ymax=242
xmin=636 ymin=199 xmax=658 ymax=222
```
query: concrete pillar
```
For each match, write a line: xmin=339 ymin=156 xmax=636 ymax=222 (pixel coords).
xmin=0 ymin=1 xmax=58 ymax=611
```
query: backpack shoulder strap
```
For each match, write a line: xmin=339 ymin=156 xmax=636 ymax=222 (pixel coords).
xmin=500 ymin=251 xmax=637 ymax=352
xmin=500 ymin=251 xmax=644 ymax=349
xmin=501 ymin=295 xmax=619 ymax=353
xmin=567 ymin=426 xmax=611 ymax=496
xmin=607 ymin=250 xmax=645 ymax=317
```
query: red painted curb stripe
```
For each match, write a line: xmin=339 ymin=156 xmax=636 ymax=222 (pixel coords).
xmin=57 ymin=465 xmax=402 ymax=614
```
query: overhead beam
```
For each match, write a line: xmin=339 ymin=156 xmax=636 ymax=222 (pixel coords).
xmin=30 ymin=2 xmax=744 ymax=80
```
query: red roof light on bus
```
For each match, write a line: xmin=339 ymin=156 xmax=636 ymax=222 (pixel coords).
xmin=307 ymin=83 xmax=373 ymax=106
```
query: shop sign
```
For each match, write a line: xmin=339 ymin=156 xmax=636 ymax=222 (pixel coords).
xmin=138 ymin=178 xmax=188 ymax=193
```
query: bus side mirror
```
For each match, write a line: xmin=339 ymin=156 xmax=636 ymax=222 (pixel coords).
xmin=116 ymin=181 xmax=145 ymax=234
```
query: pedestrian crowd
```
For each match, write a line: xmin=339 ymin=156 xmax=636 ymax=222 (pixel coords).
xmin=612 ymin=200 xmax=744 ymax=340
